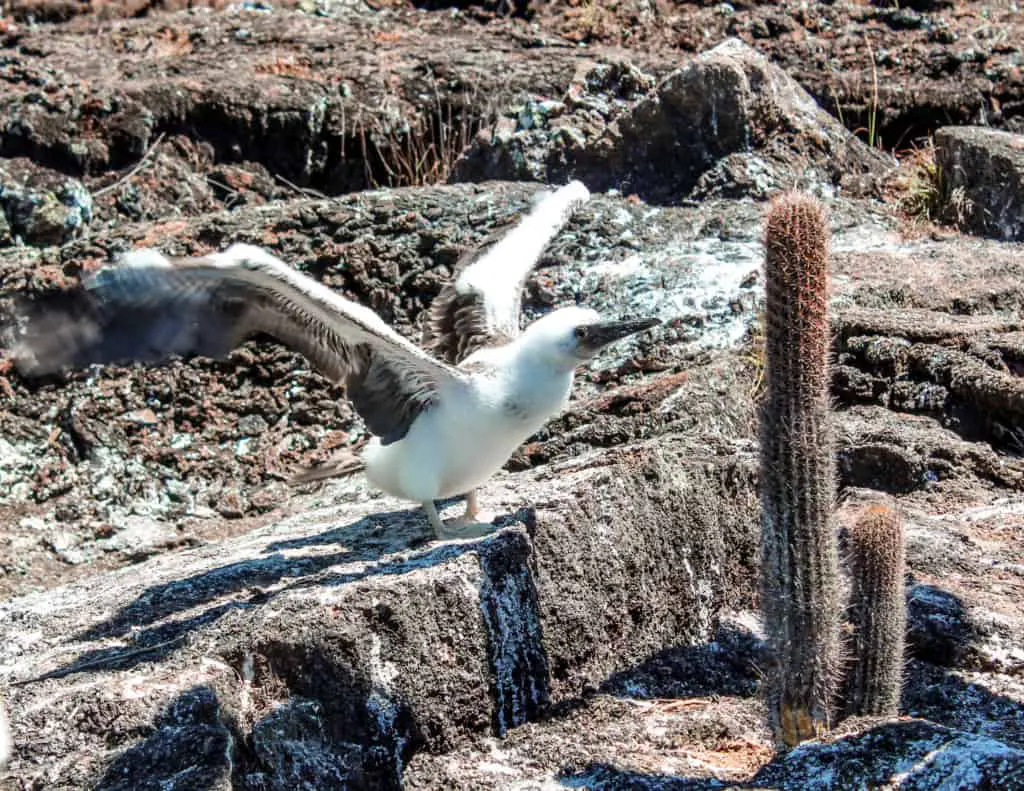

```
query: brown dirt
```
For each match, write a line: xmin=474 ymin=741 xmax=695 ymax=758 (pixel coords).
xmin=0 ymin=3 xmax=1019 ymax=205
xmin=3 ymin=1 xmax=1021 ymax=152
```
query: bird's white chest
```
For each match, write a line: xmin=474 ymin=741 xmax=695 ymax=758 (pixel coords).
xmin=362 ymin=365 xmax=573 ymax=501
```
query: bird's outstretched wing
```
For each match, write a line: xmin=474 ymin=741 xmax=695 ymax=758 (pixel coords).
xmin=10 ymin=244 xmax=465 ymax=445
xmin=423 ymin=180 xmax=591 ymax=364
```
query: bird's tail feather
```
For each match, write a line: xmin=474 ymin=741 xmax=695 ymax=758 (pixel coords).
xmin=288 ymin=451 xmax=366 ymax=486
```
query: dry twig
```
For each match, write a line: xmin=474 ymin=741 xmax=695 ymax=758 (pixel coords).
xmin=93 ymin=133 xmax=167 ymax=197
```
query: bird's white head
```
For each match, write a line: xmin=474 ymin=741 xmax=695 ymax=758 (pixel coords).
xmin=519 ymin=306 xmax=660 ymax=371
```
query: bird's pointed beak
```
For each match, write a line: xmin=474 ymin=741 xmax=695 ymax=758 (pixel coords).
xmin=577 ymin=317 xmax=660 ymax=352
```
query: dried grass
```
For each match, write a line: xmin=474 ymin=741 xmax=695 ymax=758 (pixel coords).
xmin=353 ymin=80 xmax=494 ymax=189
xmin=883 ymin=139 xmax=943 ymax=224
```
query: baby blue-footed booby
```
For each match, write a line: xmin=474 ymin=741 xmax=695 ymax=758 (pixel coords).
xmin=10 ymin=182 xmax=659 ymax=538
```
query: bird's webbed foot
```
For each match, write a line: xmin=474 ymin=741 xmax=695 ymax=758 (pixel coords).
xmin=422 ymin=493 xmax=497 ymax=541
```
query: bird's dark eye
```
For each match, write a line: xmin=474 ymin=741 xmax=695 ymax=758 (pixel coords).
xmin=573 ymin=327 xmax=586 ymax=339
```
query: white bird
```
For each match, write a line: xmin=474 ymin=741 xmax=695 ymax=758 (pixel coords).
xmin=10 ymin=182 xmax=659 ymax=538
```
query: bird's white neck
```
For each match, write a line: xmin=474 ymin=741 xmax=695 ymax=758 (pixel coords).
xmin=496 ymin=339 xmax=578 ymax=423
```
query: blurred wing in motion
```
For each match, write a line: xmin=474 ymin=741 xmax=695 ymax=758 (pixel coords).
xmin=10 ymin=244 xmax=466 ymax=445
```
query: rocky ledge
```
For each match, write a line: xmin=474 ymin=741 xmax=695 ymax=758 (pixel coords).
xmin=0 ymin=438 xmax=758 ymax=789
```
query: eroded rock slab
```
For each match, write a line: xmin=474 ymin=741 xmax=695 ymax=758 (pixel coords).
xmin=936 ymin=126 xmax=1024 ymax=241
xmin=0 ymin=437 xmax=758 ymax=788
xmin=455 ymin=38 xmax=891 ymax=201
xmin=1 ymin=187 xmax=1023 ymax=788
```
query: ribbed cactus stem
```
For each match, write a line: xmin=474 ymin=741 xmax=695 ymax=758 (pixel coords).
xmin=843 ymin=501 xmax=906 ymax=717
xmin=760 ymin=192 xmax=842 ymax=748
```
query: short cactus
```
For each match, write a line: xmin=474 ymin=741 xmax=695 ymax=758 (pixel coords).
xmin=842 ymin=501 xmax=906 ymax=717
xmin=759 ymin=192 xmax=842 ymax=748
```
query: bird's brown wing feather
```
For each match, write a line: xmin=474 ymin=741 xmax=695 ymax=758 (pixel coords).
xmin=422 ymin=182 xmax=590 ymax=365
xmin=10 ymin=246 xmax=464 ymax=445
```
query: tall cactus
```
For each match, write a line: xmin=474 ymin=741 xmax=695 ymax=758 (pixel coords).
xmin=760 ymin=192 xmax=842 ymax=748
xmin=842 ymin=501 xmax=906 ymax=717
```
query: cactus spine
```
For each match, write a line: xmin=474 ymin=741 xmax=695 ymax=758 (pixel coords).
xmin=842 ymin=502 xmax=906 ymax=717
xmin=760 ymin=192 xmax=842 ymax=748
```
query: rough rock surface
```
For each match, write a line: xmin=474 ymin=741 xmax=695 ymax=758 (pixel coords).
xmin=0 ymin=159 xmax=92 ymax=246
xmin=0 ymin=438 xmax=759 ymax=789
xmin=455 ymin=38 xmax=892 ymax=201
xmin=936 ymin=126 xmax=1024 ymax=241
xmin=4 ymin=0 xmax=1023 ymax=146
xmin=2 ymin=187 xmax=1023 ymax=787
xmin=0 ymin=5 xmax=601 ymax=202
xmin=1 ymin=1 xmax=1024 ymax=788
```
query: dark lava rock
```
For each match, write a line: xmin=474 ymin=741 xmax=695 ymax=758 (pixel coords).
xmin=93 ymin=686 xmax=233 ymax=791
xmin=753 ymin=718 xmax=1024 ymax=789
xmin=936 ymin=126 xmax=1024 ymax=241
xmin=0 ymin=159 xmax=92 ymax=246
xmin=906 ymin=583 xmax=975 ymax=668
xmin=454 ymin=38 xmax=890 ymax=202
xmin=617 ymin=38 xmax=889 ymax=201
xmin=0 ymin=439 xmax=759 ymax=789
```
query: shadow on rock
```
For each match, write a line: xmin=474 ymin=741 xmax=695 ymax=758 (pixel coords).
xmin=232 ymin=645 xmax=415 ymax=791
xmin=35 ymin=510 xmax=515 ymax=682
xmin=903 ymin=660 xmax=1024 ymax=749
xmin=238 ymin=695 xmax=392 ymax=791
xmin=903 ymin=580 xmax=1022 ymax=677
xmin=92 ymin=677 xmax=411 ymax=791
xmin=94 ymin=685 xmax=234 ymax=791
xmin=31 ymin=600 xmax=251 ymax=683
xmin=558 ymin=719 xmax=1024 ymax=790
xmin=600 ymin=621 xmax=763 ymax=701
xmin=558 ymin=764 xmax=720 ymax=790
xmin=749 ymin=719 xmax=1024 ymax=789
xmin=554 ymin=610 xmax=1024 ymax=788
xmin=78 ymin=508 xmax=427 ymax=643
xmin=905 ymin=582 xmax=973 ymax=668
xmin=276 ymin=531 xmax=506 ymax=594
